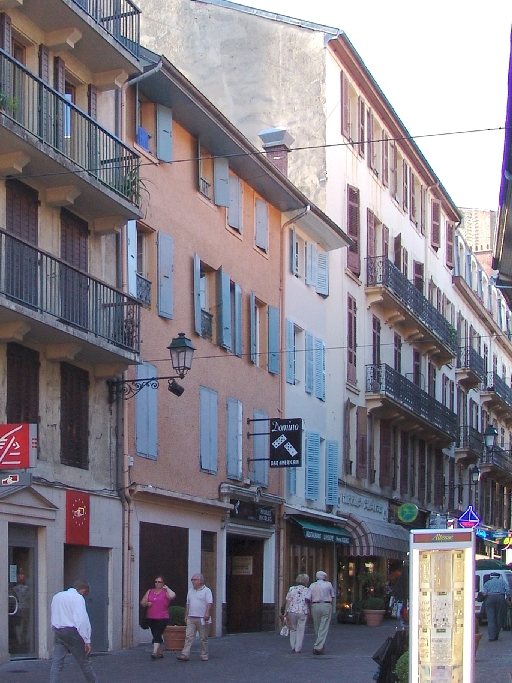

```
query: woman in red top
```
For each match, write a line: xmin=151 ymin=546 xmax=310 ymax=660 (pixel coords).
xmin=141 ymin=576 xmax=176 ymax=659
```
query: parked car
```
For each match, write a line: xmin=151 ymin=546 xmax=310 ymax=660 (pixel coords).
xmin=475 ymin=569 xmax=512 ymax=624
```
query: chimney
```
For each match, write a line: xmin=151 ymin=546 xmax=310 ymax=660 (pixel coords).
xmin=258 ymin=127 xmax=294 ymax=177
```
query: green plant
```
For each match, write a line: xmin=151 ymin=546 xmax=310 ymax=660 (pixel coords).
xmin=394 ymin=650 xmax=409 ymax=683
xmin=363 ymin=596 xmax=385 ymax=610
xmin=168 ymin=605 xmax=186 ymax=626
xmin=0 ymin=91 xmax=19 ymax=112
xmin=358 ymin=570 xmax=386 ymax=598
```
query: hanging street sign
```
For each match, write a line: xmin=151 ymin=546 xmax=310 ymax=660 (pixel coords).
xmin=457 ymin=505 xmax=481 ymax=529
xmin=269 ymin=418 xmax=302 ymax=468
xmin=0 ymin=424 xmax=38 ymax=470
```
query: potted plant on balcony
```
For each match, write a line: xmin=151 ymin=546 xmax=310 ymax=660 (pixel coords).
xmin=163 ymin=605 xmax=187 ymax=651
xmin=363 ymin=596 xmax=386 ymax=627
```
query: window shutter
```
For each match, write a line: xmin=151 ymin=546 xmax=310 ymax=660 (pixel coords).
xmin=305 ymin=431 xmax=320 ymax=500
xmin=402 ymin=160 xmax=409 ymax=212
xmin=193 ymin=253 xmax=202 ymax=335
xmin=356 ymin=406 xmax=367 ymax=478
xmin=316 ymin=251 xmax=329 ymax=296
xmin=394 ymin=233 xmax=402 ymax=270
xmin=358 ymin=96 xmax=365 ymax=157
xmin=216 ymin=267 xmax=232 ymax=350
xmin=228 ymin=175 xmax=242 ymax=231
xmin=214 ymin=157 xmax=230 ymax=207
xmin=252 ymin=408 xmax=268 ymax=486
xmin=156 ymin=104 xmax=173 ymax=162
xmin=0 ymin=12 xmax=12 ymax=53
xmin=305 ymin=241 xmax=317 ymax=285
xmin=367 ymin=210 xmax=376 ymax=258
xmin=126 ymin=220 xmax=137 ymax=298
xmin=379 ymin=420 xmax=391 ymax=487
xmin=250 ymin=291 xmax=257 ymax=364
xmin=382 ymin=224 xmax=389 ymax=258
xmin=446 ymin=221 xmax=454 ymax=268
xmin=286 ymin=466 xmax=297 ymax=496
xmin=305 ymin=331 xmax=314 ymax=394
xmin=289 ymin=227 xmax=297 ymax=275
xmin=420 ymin=186 xmax=426 ymax=235
xmin=200 ymin=386 xmax=218 ymax=474
xmin=402 ymin=247 xmax=408 ymax=278
xmin=234 ymin=283 xmax=242 ymax=357
xmin=340 ymin=71 xmax=350 ymax=139
xmin=60 ymin=362 xmax=89 ymax=469
xmin=285 ymin=318 xmax=295 ymax=384
xmin=347 ymin=295 xmax=357 ymax=384
xmin=367 ymin=109 xmax=373 ymax=169
xmin=135 ymin=362 xmax=158 ymax=460
xmin=431 ymin=201 xmax=441 ymax=249
xmin=7 ymin=343 xmax=39 ymax=423
xmin=409 ymin=170 xmax=416 ymax=221
xmin=268 ymin=305 xmax=279 ymax=375
xmin=347 ymin=185 xmax=360 ymax=276
xmin=413 ymin=260 xmax=424 ymax=293
xmin=314 ymin=338 xmax=325 ymax=401
xmin=157 ymin=232 xmax=174 ymax=319
xmin=382 ymin=131 xmax=389 ymax=186
xmin=255 ymin=198 xmax=268 ymax=251
xmin=226 ymin=397 xmax=242 ymax=480
xmin=53 ymin=55 xmax=65 ymax=92
xmin=88 ymin=84 xmax=98 ymax=120
xmin=325 ymin=440 xmax=339 ymax=505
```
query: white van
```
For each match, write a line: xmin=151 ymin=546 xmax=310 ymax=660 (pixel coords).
xmin=475 ymin=569 xmax=512 ymax=623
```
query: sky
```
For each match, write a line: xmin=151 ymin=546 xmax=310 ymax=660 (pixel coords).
xmin=234 ymin=0 xmax=511 ymax=211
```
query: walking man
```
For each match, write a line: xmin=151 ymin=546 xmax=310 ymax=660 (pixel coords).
xmin=482 ymin=572 xmax=511 ymax=641
xmin=309 ymin=570 xmax=335 ymax=654
xmin=49 ymin=579 xmax=98 ymax=683
xmin=177 ymin=573 xmax=213 ymax=662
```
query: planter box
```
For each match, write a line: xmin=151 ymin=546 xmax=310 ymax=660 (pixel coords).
xmin=363 ymin=609 xmax=385 ymax=627
xmin=163 ymin=625 xmax=186 ymax=651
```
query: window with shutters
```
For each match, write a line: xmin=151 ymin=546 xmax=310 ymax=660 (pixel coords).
xmin=394 ymin=334 xmax=402 ymax=373
xmin=193 ymin=256 xmax=215 ymax=341
xmin=372 ymin=316 xmax=381 ymax=366
xmin=413 ymin=349 xmax=422 ymax=388
xmin=340 ymin=72 xmax=358 ymax=144
xmin=433 ymin=449 xmax=444 ymax=506
xmin=226 ymin=397 xmax=243 ymax=480
xmin=305 ymin=431 xmax=320 ymax=500
xmin=358 ymin=97 xmax=365 ymax=158
xmin=198 ymin=140 xmax=213 ymax=199
xmin=254 ymin=198 xmax=269 ymax=252
xmin=446 ymin=221 xmax=455 ymax=268
xmin=356 ymin=406 xmax=367 ymax=479
xmin=5 ymin=179 xmax=38 ymax=306
xmin=325 ymin=440 xmax=339 ymax=505
xmin=409 ymin=170 xmax=418 ymax=225
xmin=135 ymin=225 xmax=152 ymax=307
xmin=314 ymin=337 xmax=326 ymax=401
xmin=60 ymin=362 xmax=89 ymax=469
xmin=305 ymin=331 xmax=314 ymax=394
xmin=200 ymin=386 xmax=218 ymax=474
xmin=136 ymin=362 xmax=158 ymax=459
xmin=347 ymin=294 xmax=357 ymax=386
xmin=228 ymin=174 xmax=243 ymax=232
xmin=431 ymin=200 xmax=441 ymax=250
xmin=60 ymin=208 xmax=89 ymax=329
xmin=347 ymin=185 xmax=360 ymax=276
xmin=367 ymin=210 xmax=377 ymax=258
xmin=402 ymin=159 xmax=409 ymax=212
xmin=418 ymin=440 xmax=426 ymax=503
xmin=393 ymin=233 xmax=402 ymax=271
xmin=413 ymin=261 xmax=424 ymax=294
xmin=390 ymin=140 xmax=398 ymax=199
xmin=137 ymin=96 xmax=156 ymax=153
xmin=7 ymin=343 xmax=39 ymax=425
xmin=249 ymin=293 xmax=277 ymax=374
xmin=368 ymin=113 xmax=382 ymax=176
xmin=379 ymin=420 xmax=392 ymax=487
xmin=399 ymin=432 xmax=408 ymax=496
xmin=289 ymin=228 xmax=304 ymax=277
xmin=420 ymin=186 xmax=426 ymax=235
xmin=381 ymin=131 xmax=389 ymax=186
xmin=382 ymin=225 xmax=389 ymax=258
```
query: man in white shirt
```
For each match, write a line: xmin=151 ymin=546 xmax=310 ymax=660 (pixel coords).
xmin=309 ymin=570 xmax=335 ymax=655
xmin=177 ymin=573 xmax=213 ymax=662
xmin=49 ymin=579 xmax=98 ymax=683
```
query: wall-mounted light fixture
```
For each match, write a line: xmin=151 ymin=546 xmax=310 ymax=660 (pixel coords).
xmin=107 ymin=333 xmax=195 ymax=403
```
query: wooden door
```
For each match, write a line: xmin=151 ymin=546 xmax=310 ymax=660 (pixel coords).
xmin=5 ymin=179 xmax=38 ymax=307
xmin=60 ymin=208 xmax=89 ymax=328
xmin=226 ymin=536 xmax=263 ymax=633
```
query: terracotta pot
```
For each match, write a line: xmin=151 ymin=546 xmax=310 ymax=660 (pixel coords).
xmin=163 ymin=625 xmax=186 ymax=651
xmin=363 ymin=609 xmax=386 ymax=627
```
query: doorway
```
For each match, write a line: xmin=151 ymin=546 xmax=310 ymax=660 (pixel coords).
xmin=226 ymin=536 xmax=263 ymax=633
xmin=8 ymin=524 xmax=37 ymax=658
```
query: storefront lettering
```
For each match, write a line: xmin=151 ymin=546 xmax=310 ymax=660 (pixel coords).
xmin=340 ymin=492 xmax=384 ymax=515
xmin=271 ymin=420 xmax=300 ymax=432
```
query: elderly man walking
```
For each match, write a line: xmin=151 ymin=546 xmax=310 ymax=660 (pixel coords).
xmin=309 ymin=570 xmax=335 ymax=655
xmin=482 ymin=572 xmax=511 ymax=641
xmin=177 ymin=573 xmax=213 ymax=662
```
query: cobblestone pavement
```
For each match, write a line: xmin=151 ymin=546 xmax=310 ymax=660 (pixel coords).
xmin=0 ymin=619 xmax=511 ymax=683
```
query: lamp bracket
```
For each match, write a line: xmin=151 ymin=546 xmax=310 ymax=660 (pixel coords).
xmin=107 ymin=375 xmax=183 ymax=403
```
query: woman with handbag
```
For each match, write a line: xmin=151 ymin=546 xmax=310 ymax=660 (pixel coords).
xmin=284 ymin=574 xmax=311 ymax=654
xmin=140 ymin=576 xmax=176 ymax=659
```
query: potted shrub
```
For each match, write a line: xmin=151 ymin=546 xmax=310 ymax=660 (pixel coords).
xmin=395 ymin=650 xmax=409 ymax=683
xmin=363 ymin=596 xmax=386 ymax=627
xmin=163 ymin=605 xmax=187 ymax=651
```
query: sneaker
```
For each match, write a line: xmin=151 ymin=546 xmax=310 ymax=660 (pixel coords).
xmin=176 ymin=655 xmax=189 ymax=661
xmin=201 ymin=656 xmax=209 ymax=661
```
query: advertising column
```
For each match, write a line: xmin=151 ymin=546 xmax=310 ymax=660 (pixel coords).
xmin=410 ymin=529 xmax=475 ymax=683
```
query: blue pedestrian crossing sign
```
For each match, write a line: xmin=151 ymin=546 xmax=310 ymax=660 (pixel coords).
xmin=458 ymin=505 xmax=480 ymax=529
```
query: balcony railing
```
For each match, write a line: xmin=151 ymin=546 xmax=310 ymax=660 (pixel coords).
xmin=456 ymin=425 xmax=483 ymax=455
xmin=481 ymin=444 xmax=512 ymax=476
xmin=457 ymin=345 xmax=485 ymax=380
xmin=366 ymin=363 xmax=457 ymax=440
xmin=136 ymin=273 xmax=151 ymax=306
xmin=71 ymin=0 xmax=140 ymax=57
xmin=0 ymin=229 xmax=140 ymax=352
xmin=366 ymin=256 xmax=458 ymax=357
xmin=0 ymin=49 xmax=139 ymax=204
xmin=485 ymin=371 xmax=512 ymax=411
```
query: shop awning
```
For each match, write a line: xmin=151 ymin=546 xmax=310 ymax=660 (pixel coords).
xmin=341 ymin=515 xmax=409 ymax=559
xmin=291 ymin=517 xmax=352 ymax=545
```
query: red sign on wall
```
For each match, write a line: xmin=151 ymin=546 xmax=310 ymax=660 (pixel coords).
xmin=66 ymin=491 xmax=90 ymax=546
xmin=0 ymin=424 xmax=37 ymax=469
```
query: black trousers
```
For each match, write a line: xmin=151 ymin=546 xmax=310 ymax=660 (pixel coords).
xmin=148 ymin=618 xmax=168 ymax=644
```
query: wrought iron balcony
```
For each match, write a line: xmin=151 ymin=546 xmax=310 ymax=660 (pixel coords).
xmin=71 ymin=0 xmax=140 ymax=57
xmin=0 ymin=229 xmax=140 ymax=354
xmin=366 ymin=363 xmax=457 ymax=442
xmin=136 ymin=273 xmax=152 ymax=306
xmin=480 ymin=444 xmax=512 ymax=482
xmin=482 ymin=371 xmax=512 ymax=414
xmin=366 ymin=256 xmax=457 ymax=362
xmin=454 ymin=425 xmax=483 ymax=464
xmin=0 ymin=49 xmax=139 ymax=206
xmin=456 ymin=346 xmax=485 ymax=388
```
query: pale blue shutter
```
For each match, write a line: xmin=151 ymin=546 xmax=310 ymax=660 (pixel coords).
xmin=234 ymin=283 xmax=242 ymax=357
xmin=290 ymin=228 xmax=297 ymax=274
xmin=228 ymin=175 xmax=242 ymax=231
xmin=226 ymin=397 xmax=242 ymax=479
xmin=305 ymin=331 xmax=314 ymax=394
xmin=316 ymin=251 xmax=329 ymax=296
xmin=200 ymin=386 xmax=218 ymax=473
xmin=286 ymin=466 xmax=296 ymax=495
xmin=285 ymin=319 xmax=295 ymax=384
xmin=214 ymin=157 xmax=230 ymax=207
xmin=217 ymin=267 xmax=232 ymax=349
xmin=156 ymin=104 xmax=173 ymax=162
xmin=466 ymin=252 xmax=472 ymax=288
xmin=315 ymin=338 xmax=326 ymax=401
xmin=454 ymin=235 xmax=461 ymax=276
xmin=305 ymin=430 xmax=320 ymax=500
xmin=193 ymin=253 xmax=202 ymax=335
xmin=268 ymin=305 xmax=279 ymax=374
xmin=477 ymin=268 xmax=483 ymax=299
xmin=126 ymin=220 xmax=137 ymax=298
xmin=250 ymin=291 xmax=257 ymax=364
xmin=255 ymin=199 xmax=268 ymax=251
xmin=135 ymin=362 xmax=158 ymax=460
xmin=305 ymin=242 xmax=317 ymax=285
xmin=252 ymin=408 xmax=268 ymax=486
xmin=498 ymin=297 xmax=503 ymax=328
xmin=158 ymin=232 xmax=174 ymax=319
xmin=325 ymin=440 xmax=339 ymax=505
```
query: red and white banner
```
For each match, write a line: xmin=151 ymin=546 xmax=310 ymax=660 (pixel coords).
xmin=66 ymin=491 xmax=90 ymax=546
xmin=0 ymin=424 xmax=37 ymax=469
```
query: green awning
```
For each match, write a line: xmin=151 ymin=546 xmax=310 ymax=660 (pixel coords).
xmin=291 ymin=517 xmax=352 ymax=545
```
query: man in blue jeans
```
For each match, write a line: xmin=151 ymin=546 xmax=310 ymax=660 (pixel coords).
xmin=49 ymin=579 xmax=98 ymax=683
xmin=482 ymin=572 xmax=511 ymax=642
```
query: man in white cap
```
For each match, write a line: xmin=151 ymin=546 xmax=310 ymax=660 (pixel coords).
xmin=308 ymin=570 xmax=335 ymax=654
